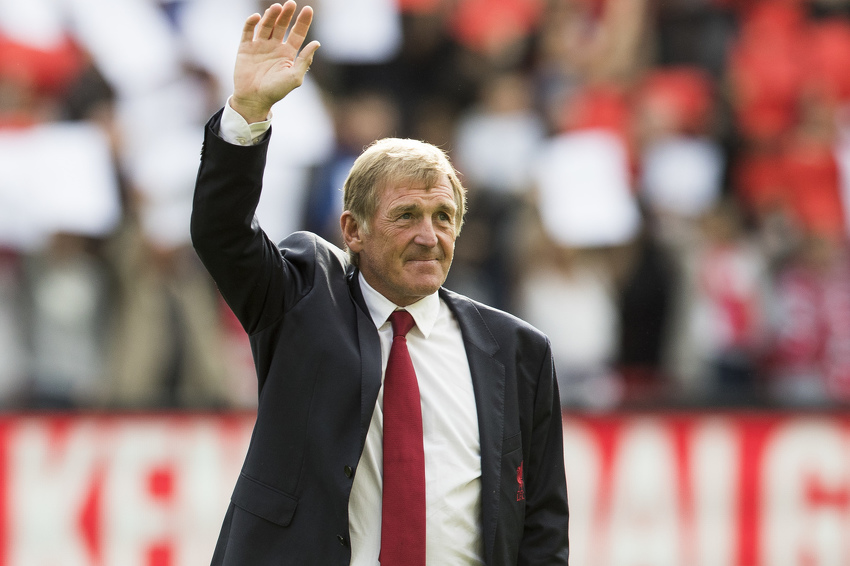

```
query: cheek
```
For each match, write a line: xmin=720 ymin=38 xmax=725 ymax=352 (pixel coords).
xmin=440 ymin=233 xmax=456 ymax=256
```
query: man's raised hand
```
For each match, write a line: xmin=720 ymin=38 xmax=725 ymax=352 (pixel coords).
xmin=231 ymin=1 xmax=320 ymax=124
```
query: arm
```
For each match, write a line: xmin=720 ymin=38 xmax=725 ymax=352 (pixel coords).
xmin=518 ymin=342 xmax=570 ymax=565
xmin=191 ymin=2 xmax=320 ymax=334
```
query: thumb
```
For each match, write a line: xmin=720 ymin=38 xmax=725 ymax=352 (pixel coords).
xmin=295 ymin=40 xmax=320 ymax=76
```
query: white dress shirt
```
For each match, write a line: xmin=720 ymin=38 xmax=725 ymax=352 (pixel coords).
xmin=218 ymin=102 xmax=484 ymax=564
xmin=351 ymin=274 xmax=482 ymax=565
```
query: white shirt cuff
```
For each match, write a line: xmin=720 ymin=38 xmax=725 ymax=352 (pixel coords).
xmin=219 ymin=98 xmax=272 ymax=146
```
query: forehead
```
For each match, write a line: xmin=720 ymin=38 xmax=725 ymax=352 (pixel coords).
xmin=377 ymin=173 xmax=456 ymax=207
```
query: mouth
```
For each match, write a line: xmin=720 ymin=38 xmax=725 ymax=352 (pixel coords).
xmin=406 ymin=258 xmax=440 ymax=264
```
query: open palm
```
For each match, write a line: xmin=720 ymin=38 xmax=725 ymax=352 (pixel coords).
xmin=231 ymin=1 xmax=320 ymax=123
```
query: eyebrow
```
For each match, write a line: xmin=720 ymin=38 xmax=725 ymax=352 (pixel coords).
xmin=390 ymin=201 xmax=457 ymax=216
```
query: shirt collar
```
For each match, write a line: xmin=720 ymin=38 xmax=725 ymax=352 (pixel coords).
xmin=358 ymin=272 xmax=440 ymax=338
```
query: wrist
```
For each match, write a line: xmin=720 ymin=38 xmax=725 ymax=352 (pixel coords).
xmin=229 ymin=95 xmax=272 ymax=124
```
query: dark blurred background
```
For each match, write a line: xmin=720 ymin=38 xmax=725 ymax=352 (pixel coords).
xmin=2 ymin=0 xmax=850 ymax=412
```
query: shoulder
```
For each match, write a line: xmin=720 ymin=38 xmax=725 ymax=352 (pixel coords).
xmin=279 ymin=231 xmax=348 ymax=263
xmin=277 ymin=231 xmax=352 ymax=282
xmin=440 ymin=287 xmax=551 ymax=353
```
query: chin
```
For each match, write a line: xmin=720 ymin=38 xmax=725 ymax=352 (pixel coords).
xmin=400 ymin=278 xmax=442 ymax=300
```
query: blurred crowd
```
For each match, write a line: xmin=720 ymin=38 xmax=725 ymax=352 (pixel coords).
xmin=2 ymin=0 xmax=850 ymax=411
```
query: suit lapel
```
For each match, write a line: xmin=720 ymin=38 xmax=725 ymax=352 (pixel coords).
xmin=441 ymin=289 xmax=505 ymax=565
xmin=347 ymin=269 xmax=383 ymax=449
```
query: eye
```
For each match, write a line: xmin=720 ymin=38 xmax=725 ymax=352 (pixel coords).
xmin=399 ymin=212 xmax=413 ymax=220
xmin=437 ymin=211 xmax=452 ymax=223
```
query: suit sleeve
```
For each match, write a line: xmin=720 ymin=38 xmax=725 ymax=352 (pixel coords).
xmin=518 ymin=340 xmax=570 ymax=565
xmin=191 ymin=109 xmax=312 ymax=336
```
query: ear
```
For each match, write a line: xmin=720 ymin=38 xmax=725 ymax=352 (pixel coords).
xmin=340 ymin=211 xmax=364 ymax=253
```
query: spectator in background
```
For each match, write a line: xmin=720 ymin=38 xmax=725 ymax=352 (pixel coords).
xmin=633 ymin=65 xmax=765 ymax=405
xmin=0 ymin=250 xmax=24 ymax=402
xmin=25 ymin=234 xmax=111 ymax=408
xmin=304 ymin=90 xmax=401 ymax=245
xmin=103 ymin=64 xmax=233 ymax=409
xmin=522 ymin=121 xmax=640 ymax=407
xmin=664 ymin=202 xmax=769 ymax=405
xmin=104 ymin=220 xmax=234 ymax=409
xmin=768 ymin=234 xmax=850 ymax=406
xmin=449 ymin=71 xmax=546 ymax=310
xmin=516 ymin=228 xmax=625 ymax=409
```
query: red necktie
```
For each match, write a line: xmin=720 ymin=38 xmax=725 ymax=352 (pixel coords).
xmin=380 ymin=310 xmax=426 ymax=566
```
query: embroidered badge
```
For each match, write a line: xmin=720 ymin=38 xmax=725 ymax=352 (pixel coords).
xmin=516 ymin=461 xmax=525 ymax=501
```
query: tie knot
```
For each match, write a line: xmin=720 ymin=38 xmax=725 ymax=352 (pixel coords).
xmin=389 ymin=310 xmax=415 ymax=338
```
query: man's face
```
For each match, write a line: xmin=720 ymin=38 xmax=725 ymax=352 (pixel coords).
xmin=344 ymin=174 xmax=458 ymax=306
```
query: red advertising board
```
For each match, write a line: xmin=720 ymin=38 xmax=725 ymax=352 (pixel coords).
xmin=0 ymin=412 xmax=847 ymax=565
xmin=563 ymin=412 xmax=850 ymax=566
xmin=0 ymin=414 xmax=252 ymax=566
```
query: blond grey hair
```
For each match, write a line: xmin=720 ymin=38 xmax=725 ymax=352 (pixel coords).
xmin=342 ymin=138 xmax=466 ymax=265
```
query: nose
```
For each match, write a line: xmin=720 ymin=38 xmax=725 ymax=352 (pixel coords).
xmin=413 ymin=218 xmax=438 ymax=248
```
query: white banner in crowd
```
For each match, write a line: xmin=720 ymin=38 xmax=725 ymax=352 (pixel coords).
xmin=534 ymin=130 xmax=641 ymax=248
xmin=0 ymin=123 xmax=121 ymax=251
xmin=0 ymin=412 xmax=846 ymax=565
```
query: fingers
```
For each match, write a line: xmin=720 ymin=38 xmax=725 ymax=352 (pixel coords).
xmin=240 ymin=13 xmax=261 ymax=43
xmin=284 ymin=5 xmax=314 ymax=51
xmin=271 ymin=1 xmax=297 ymax=41
xmin=256 ymin=3 xmax=279 ymax=40
xmin=246 ymin=2 xmax=314 ymax=48
xmin=255 ymin=2 xmax=288 ymax=41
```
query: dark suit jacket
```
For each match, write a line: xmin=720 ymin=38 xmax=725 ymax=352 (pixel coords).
xmin=191 ymin=109 xmax=569 ymax=565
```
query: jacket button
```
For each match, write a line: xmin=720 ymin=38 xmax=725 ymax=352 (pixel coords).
xmin=344 ymin=465 xmax=353 ymax=478
xmin=337 ymin=535 xmax=349 ymax=547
